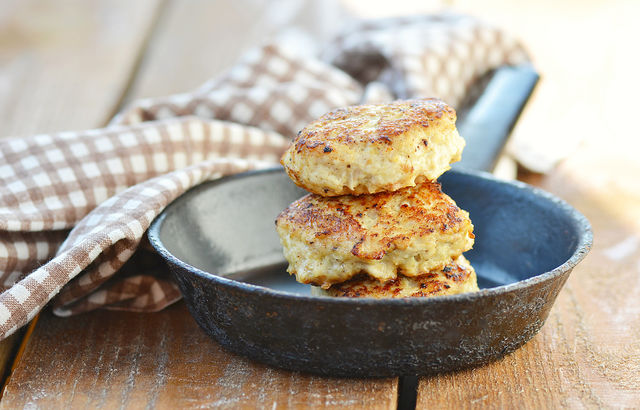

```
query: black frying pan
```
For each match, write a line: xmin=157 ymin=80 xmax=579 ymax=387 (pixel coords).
xmin=148 ymin=65 xmax=592 ymax=377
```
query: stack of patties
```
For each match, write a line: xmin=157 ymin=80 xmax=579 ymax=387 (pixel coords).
xmin=276 ymin=98 xmax=478 ymax=298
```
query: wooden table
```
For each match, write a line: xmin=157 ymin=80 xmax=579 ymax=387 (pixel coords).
xmin=1 ymin=0 xmax=638 ymax=408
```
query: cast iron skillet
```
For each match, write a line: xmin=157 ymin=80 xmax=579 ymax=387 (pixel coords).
xmin=148 ymin=65 xmax=592 ymax=377
xmin=148 ymin=169 xmax=591 ymax=377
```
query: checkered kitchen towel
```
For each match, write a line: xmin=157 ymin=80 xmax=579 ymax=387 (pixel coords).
xmin=0 ymin=13 xmax=528 ymax=339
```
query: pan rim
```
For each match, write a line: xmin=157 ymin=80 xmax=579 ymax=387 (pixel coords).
xmin=147 ymin=167 xmax=593 ymax=305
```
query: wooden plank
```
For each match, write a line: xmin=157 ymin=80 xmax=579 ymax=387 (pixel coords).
xmin=125 ymin=0 xmax=292 ymax=100
xmin=0 ymin=302 xmax=398 ymax=409
xmin=0 ymin=0 xmax=162 ymax=395
xmin=0 ymin=0 xmax=162 ymax=138
xmin=417 ymin=1 xmax=640 ymax=408
xmin=417 ymin=142 xmax=640 ymax=408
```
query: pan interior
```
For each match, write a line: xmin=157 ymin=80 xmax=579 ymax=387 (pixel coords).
xmin=156 ymin=169 xmax=583 ymax=295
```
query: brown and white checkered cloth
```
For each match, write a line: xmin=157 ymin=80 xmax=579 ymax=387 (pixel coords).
xmin=0 ymin=13 xmax=528 ymax=340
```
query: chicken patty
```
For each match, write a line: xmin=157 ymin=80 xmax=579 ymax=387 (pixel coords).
xmin=281 ymin=98 xmax=465 ymax=196
xmin=275 ymin=181 xmax=474 ymax=288
xmin=312 ymin=255 xmax=479 ymax=298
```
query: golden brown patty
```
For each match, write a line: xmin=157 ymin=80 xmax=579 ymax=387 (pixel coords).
xmin=312 ymin=255 xmax=479 ymax=298
xmin=281 ymin=98 xmax=465 ymax=196
xmin=275 ymin=181 xmax=475 ymax=288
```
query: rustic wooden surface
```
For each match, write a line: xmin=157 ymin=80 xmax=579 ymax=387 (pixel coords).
xmin=418 ymin=146 xmax=640 ymax=408
xmin=0 ymin=0 xmax=162 ymax=389
xmin=125 ymin=0 xmax=280 ymax=101
xmin=0 ymin=303 xmax=398 ymax=409
xmin=0 ymin=0 xmax=162 ymax=138
xmin=417 ymin=0 xmax=640 ymax=407
xmin=1 ymin=0 xmax=639 ymax=408
xmin=0 ymin=0 xmax=401 ymax=408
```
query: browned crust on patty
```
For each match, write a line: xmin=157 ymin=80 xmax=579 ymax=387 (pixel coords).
xmin=324 ymin=256 xmax=477 ymax=298
xmin=276 ymin=180 xmax=474 ymax=262
xmin=280 ymin=98 xmax=463 ymax=196
xmin=290 ymin=98 xmax=455 ymax=153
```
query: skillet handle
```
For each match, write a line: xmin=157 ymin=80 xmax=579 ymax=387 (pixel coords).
xmin=453 ymin=64 xmax=539 ymax=173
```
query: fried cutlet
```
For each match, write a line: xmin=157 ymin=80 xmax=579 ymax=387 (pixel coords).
xmin=281 ymin=98 xmax=465 ymax=196
xmin=312 ymin=255 xmax=479 ymax=298
xmin=275 ymin=180 xmax=474 ymax=289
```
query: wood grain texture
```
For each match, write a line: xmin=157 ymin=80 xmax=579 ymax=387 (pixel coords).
xmin=124 ymin=0 xmax=264 ymax=100
xmin=123 ymin=0 xmax=355 ymax=101
xmin=125 ymin=0 xmax=308 ymax=101
xmin=417 ymin=142 xmax=640 ymax=408
xmin=0 ymin=0 xmax=162 ymax=391
xmin=2 ymin=1 xmax=400 ymax=407
xmin=4 ymin=0 xmax=638 ymax=407
xmin=0 ymin=302 xmax=398 ymax=409
xmin=0 ymin=0 xmax=162 ymax=138
xmin=416 ymin=1 xmax=640 ymax=408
